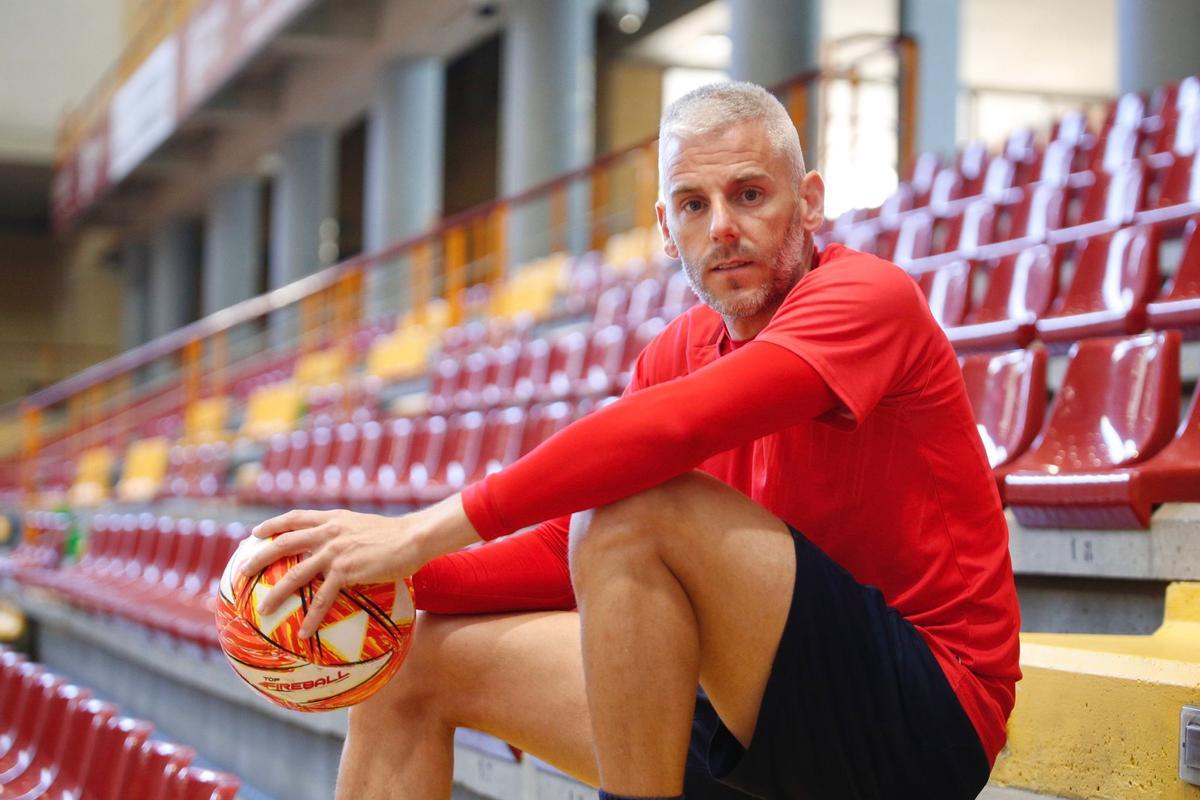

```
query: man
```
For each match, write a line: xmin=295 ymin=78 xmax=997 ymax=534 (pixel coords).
xmin=242 ymin=81 xmax=1021 ymax=799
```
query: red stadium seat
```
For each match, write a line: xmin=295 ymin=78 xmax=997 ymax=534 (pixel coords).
xmin=961 ymin=349 xmax=1047 ymax=502
xmin=918 ymin=261 xmax=974 ymax=328
xmin=173 ymin=765 xmax=241 ymax=800
xmin=1050 ymin=160 xmax=1146 ymax=241
xmin=1034 ymin=225 xmax=1159 ymax=347
xmin=0 ymin=682 xmax=90 ymax=797
xmin=42 ymin=697 xmax=119 ymax=798
xmin=133 ymin=739 xmax=195 ymax=800
xmin=946 ymin=245 xmax=1059 ymax=351
xmin=1137 ymin=153 xmax=1200 ymax=229
xmin=1146 ymin=214 xmax=1200 ymax=335
xmin=375 ymin=416 xmax=447 ymax=507
xmin=0 ymin=669 xmax=63 ymax=782
xmin=1005 ymin=331 xmax=1181 ymax=528
xmin=84 ymin=716 xmax=155 ymax=800
xmin=411 ymin=412 xmax=487 ymax=503
xmin=575 ymin=324 xmax=628 ymax=398
xmin=311 ymin=421 xmax=366 ymax=506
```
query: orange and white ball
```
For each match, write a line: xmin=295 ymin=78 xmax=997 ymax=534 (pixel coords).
xmin=215 ymin=534 xmax=415 ymax=712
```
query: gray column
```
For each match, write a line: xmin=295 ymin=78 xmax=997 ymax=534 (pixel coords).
xmin=500 ymin=0 xmax=596 ymax=259
xmin=363 ymin=58 xmax=445 ymax=317
xmin=203 ymin=177 xmax=262 ymax=317
xmin=1117 ymin=0 xmax=1200 ymax=95
xmin=900 ymin=0 xmax=961 ymax=157
xmin=269 ymin=129 xmax=337 ymax=290
xmin=730 ymin=0 xmax=821 ymax=156
xmin=147 ymin=219 xmax=200 ymax=341
xmin=119 ymin=242 xmax=149 ymax=352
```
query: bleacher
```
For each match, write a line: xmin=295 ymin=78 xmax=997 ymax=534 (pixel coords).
xmin=2 ymin=63 xmax=1200 ymax=800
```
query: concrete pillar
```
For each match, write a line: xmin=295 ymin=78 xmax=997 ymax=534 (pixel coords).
xmin=269 ymin=129 xmax=337 ymax=290
xmin=729 ymin=0 xmax=821 ymax=155
xmin=900 ymin=0 xmax=961 ymax=157
xmin=147 ymin=219 xmax=200 ymax=341
xmin=119 ymin=242 xmax=149 ymax=351
xmin=1117 ymin=0 xmax=1200 ymax=95
xmin=203 ymin=177 xmax=262 ymax=317
xmin=500 ymin=0 xmax=596 ymax=260
xmin=363 ymin=57 xmax=445 ymax=317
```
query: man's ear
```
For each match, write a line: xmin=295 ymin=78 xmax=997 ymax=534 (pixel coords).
xmin=656 ymin=202 xmax=679 ymax=259
xmin=798 ymin=171 xmax=826 ymax=232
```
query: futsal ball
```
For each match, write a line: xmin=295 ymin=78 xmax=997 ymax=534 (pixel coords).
xmin=215 ymin=534 xmax=415 ymax=712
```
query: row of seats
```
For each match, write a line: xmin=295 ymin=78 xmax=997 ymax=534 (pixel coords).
xmin=8 ymin=514 xmax=245 ymax=650
xmin=916 ymin=216 xmax=1200 ymax=351
xmin=240 ymin=399 xmax=604 ymax=508
xmin=0 ymin=647 xmax=239 ymax=799
xmin=964 ymin=331 xmax=1200 ymax=528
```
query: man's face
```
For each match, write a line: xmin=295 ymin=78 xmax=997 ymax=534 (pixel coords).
xmin=656 ymin=121 xmax=824 ymax=338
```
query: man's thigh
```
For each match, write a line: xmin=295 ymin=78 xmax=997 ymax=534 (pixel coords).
xmin=418 ymin=609 xmax=598 ymax=785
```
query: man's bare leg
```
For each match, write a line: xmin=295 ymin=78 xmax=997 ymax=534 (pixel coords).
xmin=570 ymin=471 xmax=797 ymax=796
xmin=337 ymin=609 xmax=597 ymax=799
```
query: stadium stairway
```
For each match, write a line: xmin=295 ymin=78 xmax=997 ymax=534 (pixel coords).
xmin=993 ymin=582 xmax=1200 ymax=799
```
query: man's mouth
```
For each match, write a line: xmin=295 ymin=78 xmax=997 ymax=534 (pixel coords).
xmin=712 ymin=260 xmax=754 ymax=272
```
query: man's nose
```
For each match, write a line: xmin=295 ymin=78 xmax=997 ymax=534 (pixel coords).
xmin=709 ymin=199 xmax=740 ymax=244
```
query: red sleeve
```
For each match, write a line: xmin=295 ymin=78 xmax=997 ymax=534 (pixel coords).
xmin=756 ymin=253 xmax=936 ymax=429
xmin=412 ymin=517 xmax=576 ymax=613
xmin=461 ymin=341 xmax=837 ymax=540
xmin=410 ymin=351 xmax=655 ymax=613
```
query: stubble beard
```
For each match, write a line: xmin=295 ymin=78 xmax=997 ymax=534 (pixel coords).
xmin=680 ymin=213 xmax=812 ymax=321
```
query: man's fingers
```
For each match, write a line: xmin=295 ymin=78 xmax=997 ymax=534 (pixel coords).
xmin=299 ymin=572 xmax=342 ymax=639
xmin=239 ymin=525 xmax=326 ymax=577
xmin=252 ymin=509 xmax=332 ymax=539
xmin=257 ymin=552 xmax=327 ymax=616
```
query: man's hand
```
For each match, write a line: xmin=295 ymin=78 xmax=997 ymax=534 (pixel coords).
xmin=238 ymin=495 xmax=482 ymax=638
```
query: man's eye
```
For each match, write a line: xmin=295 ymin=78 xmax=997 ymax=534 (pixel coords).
xmin=682 ymin=200 xmax=703 ymax=213
xmin=742 ymin=188 xmax=762 ymax=202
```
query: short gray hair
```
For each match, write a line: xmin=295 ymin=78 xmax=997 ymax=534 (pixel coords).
xmin=658 ymin=81 xmax=805 ymax=196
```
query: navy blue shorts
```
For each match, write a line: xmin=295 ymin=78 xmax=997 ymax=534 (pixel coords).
xmin=683 ymin=527 xmax=991 ymax=800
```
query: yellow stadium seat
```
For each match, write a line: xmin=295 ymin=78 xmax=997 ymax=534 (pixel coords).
xmin=367 ymin=325 xmax=435 ymax=382
xmin=115 ymin=436 xmax=170 ymax=503
xmin=68 ymin=446 xmax=115 ymax=506
xmin=240 ymin=382 xmax=303 ymax=439
xmin=184 ymin=396 xmax=230 ymax=443
xmin=294 ymin=347 xmax=346 ymax=387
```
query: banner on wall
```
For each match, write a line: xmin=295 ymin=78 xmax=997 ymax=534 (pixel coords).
xmin=52 ymin=0 xmax=316 ymax=230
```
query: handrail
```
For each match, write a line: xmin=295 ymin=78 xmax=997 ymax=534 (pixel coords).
xmin=8 ymin=32 xmax=917 ymax=482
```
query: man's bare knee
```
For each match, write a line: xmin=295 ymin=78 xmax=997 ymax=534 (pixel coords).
xmin=568 ymin=472 xmax=712 ymax=588
xmin=347 ymin=611 xmax=456 ymax=730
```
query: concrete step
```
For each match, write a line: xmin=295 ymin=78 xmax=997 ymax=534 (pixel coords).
xmin=995 ymin=582 xmax=1200 ymax=800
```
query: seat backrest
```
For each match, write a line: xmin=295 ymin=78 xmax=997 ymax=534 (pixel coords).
xmin=1007 ymin=183 xmax=1066 ymax=241
xmin=1161 ymin=216 xmax=1200 ymax=301
xmin=86 ymin=716 xmax=155 ymax=800
xmin=520 ymin=402 xmax=573 ymax=455
xmin=406 ymin=416 xmax=448 ymax=485
xmin=134 ymin=739 xmax=196 ymax=800
xmin=960 ymin=350 xmax=1046 ymax=470
xmin=476 ymin=407 xmax=528 ymax=478
xmin=345 ymin=419 xmax=385 ymax=492
xmin=1055 ymin=225 xmax=1159 ymax=316
xmin=1019 ymin=331 xmax=1181 ymax=471
xmin=163 ymin=517 xmax=200 ymax=590
xmin=13 ymin=670 xmax=63 ymax=756
xmin=0 ymin=650 xmax=28 ymax=722
xmin=55 ymin=697 xmax=117 ymax=795
xmin=36 ymin=683 xmax=89 ymax=771
xmin=373 ymin=418 xmax=416 ymax=491
xmin=626 ymin=278 xmax=665 ymax=327
xmin=431 ymin=412 xmax=486 ymax=486
xmin=893 ymin=211 xmax=933 ymax=263
xmin=971 ymin=244 xmax=1059 ymax=326
xmin=182 ymin=519 xmax=221 ymax=596
xmin=918 ymin=261 xmax=973 ymax=328
xmin=322 ymin=421 xmax=363 ymax=491
xmin=173 ymin=766 xmax=241 ymax=800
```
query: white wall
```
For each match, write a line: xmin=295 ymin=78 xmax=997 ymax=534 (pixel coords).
xmin=0 ymin=0 xmax=125 ymax=163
